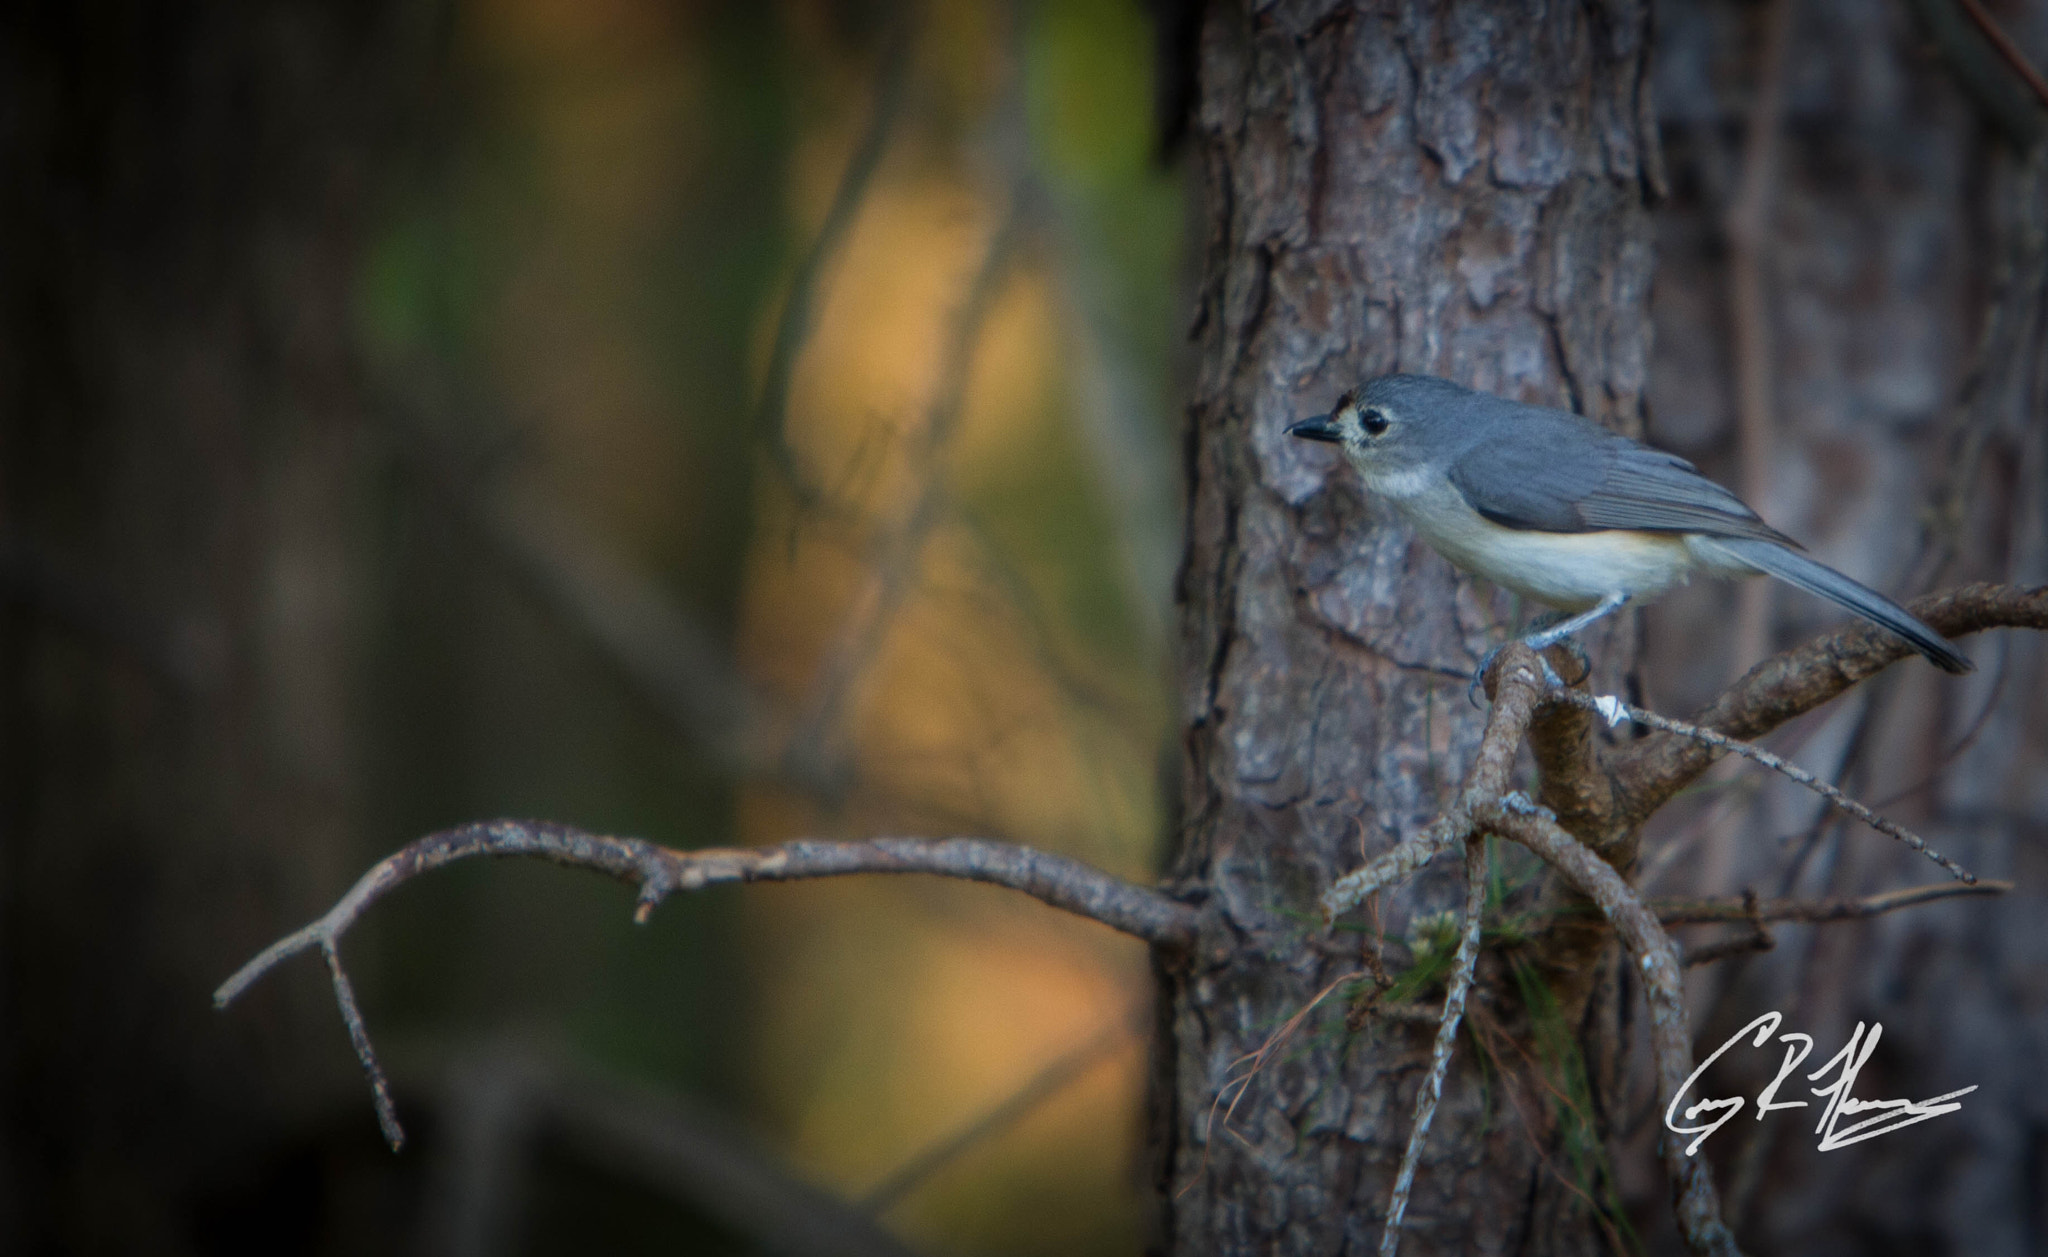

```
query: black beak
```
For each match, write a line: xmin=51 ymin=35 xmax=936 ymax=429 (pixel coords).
xmin=1286 ymin=415 xmax=1341 ymax=443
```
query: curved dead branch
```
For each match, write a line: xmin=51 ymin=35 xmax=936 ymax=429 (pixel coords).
xmin=215 ymin=820 xmax=1199 ymax=1149
xmin=1613 ymin=582 xmax=2048 ymax=821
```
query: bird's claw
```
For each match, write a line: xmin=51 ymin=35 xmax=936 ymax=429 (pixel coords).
xmin=1467 ymin=642 xmax=1568 ymax=706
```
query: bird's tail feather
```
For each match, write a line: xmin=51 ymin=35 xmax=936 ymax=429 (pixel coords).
xmin=1697 ymin=537 xmax=1972 ymax=674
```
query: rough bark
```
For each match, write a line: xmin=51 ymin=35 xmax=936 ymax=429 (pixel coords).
xmin=1162 ymin=3 xmax=1661 ymax=1253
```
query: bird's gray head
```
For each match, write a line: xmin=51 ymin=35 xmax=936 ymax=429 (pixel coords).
xmin=1285 ymin=374 xmax=1476 ymax=479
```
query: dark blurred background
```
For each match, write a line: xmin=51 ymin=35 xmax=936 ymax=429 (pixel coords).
xmin=1 ymin=1 xmax=2043 ymax=1254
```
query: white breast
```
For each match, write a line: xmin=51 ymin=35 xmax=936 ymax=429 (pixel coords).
xmin=1370 ymin=476 xmax=1698 ymax=611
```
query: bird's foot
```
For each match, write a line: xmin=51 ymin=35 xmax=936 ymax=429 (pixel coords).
xmin=1467 ymin=595 xmax=1624 ymax=704
xmin=1467 ymin=642 xmax=1568 ymax=707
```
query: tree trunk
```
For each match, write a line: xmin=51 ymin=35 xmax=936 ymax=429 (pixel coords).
xmin=1162 ymin=3 xmax=1660 ymax=1252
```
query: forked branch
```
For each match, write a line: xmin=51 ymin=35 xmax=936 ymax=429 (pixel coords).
xmin=1336 ymin=651 xmax=1743 ymax=1257
xmin=1480 ymin=802 xmax=1741 ymax=1257
xmin=1332 ymin=582 xmax=2042 ymax=1257
xmin=215 ymin=820 xmax=1199 ymax=1149
xmin=1323 ymin=645 xmax=1549 ymax=920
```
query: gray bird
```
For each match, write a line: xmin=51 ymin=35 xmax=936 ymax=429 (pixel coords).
xmin=1286 ymin=374 xmax=1971 ymax=676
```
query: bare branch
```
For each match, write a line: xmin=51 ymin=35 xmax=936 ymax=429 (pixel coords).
xmin=754 ymin=13 xmax=917 ymax=504
xmin=0 ymin=538 xmax=218 ymax=693
xmin=1322 ymin=816 xmax=1465 ymax=924
xmin=549 ymin=1065 xmax=927 ymax=1257
xmin=1330 ymin=594 xmax=2035 ymax=1253
xmin=1612 ymin=582 xmax=2048 ymax=819
xmin=1040 ymin=195 xmax=1177 ymax=647
xmin=1912 ymin=146 xmax=2048 ymax=575
xmin=1377 ymin=836 xmax=1488 ymax=1257
xmin=1676 ymin=888 xmax=1775 ymax=970
xmin=323 ymin=941 xmax=403 ymax=1150
xmin=1481 ymin=802 xmax=1744 ymax=1257
xmin=1654 ymin=878 xmax=2012 ymax=926
xmin=390 ymin=423 xmax=1022 ymax=835
xmin=1555 ymin=689 xmax=1977 ymax=883
xmin=382 ymin=412 xmax=774 ymax=774
xmin=215 ymin=820 xmax=1200 ymax=1148
xmin=1667 ymin=879 xmax=2016 ymax=969
xmin=1956 ymin=0 xmax=2048 ymax=111
xmin=1681 ymin=930 xmax=1776 ymax=970
xmin=1907 ymin=0 xmax=2046 ymax=145
xmin=1323 ymin=646 xmax=1549 ymax=919
xmin=1524 ymin=650 xmax=1623 ymax=852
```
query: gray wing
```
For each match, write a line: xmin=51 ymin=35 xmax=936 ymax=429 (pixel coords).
xmin=1448 ymin=420 xmax=1796 ymax=545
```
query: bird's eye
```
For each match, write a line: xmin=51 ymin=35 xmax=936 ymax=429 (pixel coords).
xmin=1361 ymin=407 xmax=1391 ymax=437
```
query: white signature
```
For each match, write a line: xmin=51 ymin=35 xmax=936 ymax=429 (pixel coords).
xmin=1664 ymin=1012 xmax=1976 ymax=1156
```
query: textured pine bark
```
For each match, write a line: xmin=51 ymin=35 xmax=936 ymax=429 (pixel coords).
xmin=1161 ymin=3 xmax=1662 ymax=1252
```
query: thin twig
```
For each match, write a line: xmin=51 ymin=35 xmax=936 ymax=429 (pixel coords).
xmin=324 ymin=941 xmax=403 ymax=1150
xmin=1956 ymin=0 xmax=2048 ymax=110
xmin=1322 ymin=816 xmax=1466 ymax=923
xmin=1653 ymin=877 xmax=2011 ymax=925
xmin=1679 ymin=889 xmax=1776 ymax=969
xmin=1635 ymin=775 xmax=1761 ymax=892
xmin=1040 ymin=193 xmax=1177 ymax=646
xmin=1324 ymin=648 xmax=1548 ymax=920
xmin=1377 ymin=836 xmax=1488 ymax=1257
xmin=1462 ymin=1003 xmax=1631 ymax=1254
xmin=1180 ymin=969 xmax=1369 ymax=1198
xmin=1911 ymin=149 xmax=2048 ymax=576
xmin=0 ymin=540 xmax=215 ymax=692
xmin=1481 ymin=803 xmax=1743 ymax=1257
xmin=1560 ymin=690 xmax=1977 ymax=883
xmin=1333 ymin=595 xmax=2046 ymax=1254
xmin=755 ymin=12 xmax=918 ymax=504
xmin=215 ymin=820 xmax=1201 ymax=1148
xmin=484 ymin=492 xmax=757 ymax=760
xmin=948 ymin=505 xmax=1154 ymax=732
xmin=1907 ymin=0 xmax=2045 ymax=145
xmin=1870 ymin=634 xmax=2010 ymax=808
xmin=1772 ymin=688 xmax=1884 ymax=897
xmin=1610 ymin=582 xmax=2048 ymax=816
xmin=1682 ymin=932 xmax=1777 ymax=970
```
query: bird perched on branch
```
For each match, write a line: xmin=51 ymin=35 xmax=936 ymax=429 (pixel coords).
xmin=1286 ymin=373 xmax=1971 ymax=682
